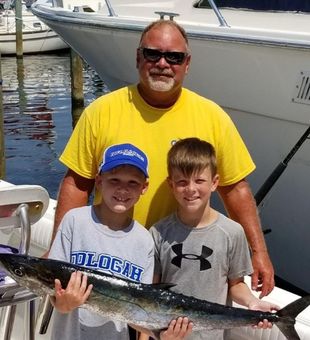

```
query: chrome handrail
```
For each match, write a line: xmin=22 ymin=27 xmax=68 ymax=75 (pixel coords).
xmin=207 ymin=0 xmax=229 ymax=27
xmin=0 ymin=285 xmax=37 ymax=308
xmin=0 ymin=203 xmax=34 ymax=340
xmin=17 ymin=204 xmax=30 ymax=254
xmin=104 ymin=0 xmax=117 ymax=17
xmin=37 ymin=294 xmax=54 ymax=334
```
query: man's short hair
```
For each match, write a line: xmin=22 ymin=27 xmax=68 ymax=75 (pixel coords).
xmin=139 ymin=19 xmax=189 ymax=49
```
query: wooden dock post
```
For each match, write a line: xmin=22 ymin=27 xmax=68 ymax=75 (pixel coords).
xmin=70 ymin=48 xmax=84 ymax=127
xmin=15 ymin=0 xmax=23 ymax=58
xmin=0 ymin=52 xmax=5 ymax=179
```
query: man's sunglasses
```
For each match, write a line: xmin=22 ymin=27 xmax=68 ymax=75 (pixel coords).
xmin=139 ymin=47 xmax=188 ymax=65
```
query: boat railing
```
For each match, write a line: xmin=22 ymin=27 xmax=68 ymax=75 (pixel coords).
xmin=104 ymin=0 xmax=117 ymax=17
xmin=207 ymin=0 xmax=229 ymax=27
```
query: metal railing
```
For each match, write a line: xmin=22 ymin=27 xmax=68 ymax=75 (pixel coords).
xmin=207 ymin=0 xmax=229 ymax=27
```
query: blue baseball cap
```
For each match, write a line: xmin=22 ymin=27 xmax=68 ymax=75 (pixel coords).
xmin=99 ymin=143 xmax=149 ymax=177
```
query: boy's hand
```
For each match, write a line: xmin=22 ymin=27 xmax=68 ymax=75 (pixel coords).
xmin=160 ymin=317 xmax=193 ymax=340
xmin=50 ymin=271 xmax=93 ymax=313
xmin=253 ymin=319 xmax=273 ymax=329
xmin=248 ymin=298 xmax=280 ymax=329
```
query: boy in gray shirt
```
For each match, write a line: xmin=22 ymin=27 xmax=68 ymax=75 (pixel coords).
xmin=49 ymin=143 xmax=189 ymax=340
xmin=149 ymin=138 xmax=279 ymax=340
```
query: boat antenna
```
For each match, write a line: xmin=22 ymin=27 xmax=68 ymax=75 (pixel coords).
xmin=255 ymin=126 xmax=310 ymax=210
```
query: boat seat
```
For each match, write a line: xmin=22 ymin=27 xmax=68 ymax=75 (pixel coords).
xmin=0 ymin=184 xmax=49 ymax=340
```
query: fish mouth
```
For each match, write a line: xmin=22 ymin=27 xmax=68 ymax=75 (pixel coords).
xmin=0 ymin=253 xmax=26 ymax=277
xmin=0 ymin=252 xmax=14 ymax=270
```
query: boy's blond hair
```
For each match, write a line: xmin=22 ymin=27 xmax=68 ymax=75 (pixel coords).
xmin=167 ymin=138 xmax=217 ymax=178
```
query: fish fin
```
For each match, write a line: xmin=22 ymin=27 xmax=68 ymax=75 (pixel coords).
xmin=150 ymin=329 xmax=166 ymax=340
xmin=276 ymin=322 xmax=300 ymax=340
xmin=276 ymin=295 xmax=310 ymax=340
xmin=277 ymin=295 xmax=310 ymax=318
xmin=151 ymin=283 xmax=176 ymax=290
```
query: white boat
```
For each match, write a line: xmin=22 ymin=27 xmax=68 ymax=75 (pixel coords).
xmin=0 ymin=1 xmax=67 ymax=55
xmin=0 ymin=179 xmax=310 ymax=339
xmin=31 ymin=0 xmax=310 ymax=294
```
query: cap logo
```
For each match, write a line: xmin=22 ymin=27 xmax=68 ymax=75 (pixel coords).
xmin=111 ymin=149 xmax=145 ymax=162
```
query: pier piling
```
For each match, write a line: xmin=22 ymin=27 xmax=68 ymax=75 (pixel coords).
xmin=15 ymin=0 xmax=23 ymax=58
xmin=70 ymin=49 xmax=84 ymax=127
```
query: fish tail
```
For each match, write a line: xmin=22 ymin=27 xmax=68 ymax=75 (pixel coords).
xmin=277 ymin=320 xmax=300 ymax=340
xmin=276 ymin=295 xmax=310 ymax=340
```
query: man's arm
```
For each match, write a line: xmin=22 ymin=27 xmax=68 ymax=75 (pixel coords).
xmin=217 ymin=179 xmax=274 ymax=297
xmin=51 ymin=169 xmax=94 ymax=247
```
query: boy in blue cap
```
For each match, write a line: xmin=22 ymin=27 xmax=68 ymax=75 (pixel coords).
xmin=50 ymin=143 xmax=152 ymax=340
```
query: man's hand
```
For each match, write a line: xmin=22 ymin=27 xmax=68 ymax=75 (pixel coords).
xmin=50 ymin=271 xmax=93 ymax=313
xmin=251 ymin=251 xmax=275 ymax=298
xmin=160 ymin=317 xmax=193 ymax=340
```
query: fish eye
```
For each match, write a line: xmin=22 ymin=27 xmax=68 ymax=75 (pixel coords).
xmin=14 ymin=266 xmax=25 ymax=277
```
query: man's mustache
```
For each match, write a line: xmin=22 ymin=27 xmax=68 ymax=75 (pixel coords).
xmin=149 ymin=69 xmax=174 ymax=77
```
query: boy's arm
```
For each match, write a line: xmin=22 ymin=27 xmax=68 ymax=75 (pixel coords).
xmin=153 ymin=274 xmax=161 ymax=283
xmin=228 ymin=277 xmax=278 ymax=310
xmin=228 ymin=277 xmax=279 ymax=329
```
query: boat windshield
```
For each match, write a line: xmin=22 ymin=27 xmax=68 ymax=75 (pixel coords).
xmin=195 ymin=0 xmax=310 ymax=13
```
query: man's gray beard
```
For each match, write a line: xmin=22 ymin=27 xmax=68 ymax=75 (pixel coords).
xmin=148 ymin=76 xmax=174 ymax=92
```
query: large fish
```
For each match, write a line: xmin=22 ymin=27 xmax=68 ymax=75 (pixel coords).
xmin=0 ymin=254 xmax=309 ymax=339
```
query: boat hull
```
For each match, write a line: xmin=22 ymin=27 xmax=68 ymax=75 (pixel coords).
xmin=0 ymin=29 xmax=67 ymax=54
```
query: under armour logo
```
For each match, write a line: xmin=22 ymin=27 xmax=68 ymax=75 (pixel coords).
xmin=171 ymin=244 xmax=213 ymax=271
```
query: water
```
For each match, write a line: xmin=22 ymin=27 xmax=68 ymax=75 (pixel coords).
xmin=1 ymin=52 xmax=109 ymax=199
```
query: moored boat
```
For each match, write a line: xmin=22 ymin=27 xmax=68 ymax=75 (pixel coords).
xmin=0 ymin=1 xmax=67 ymax=55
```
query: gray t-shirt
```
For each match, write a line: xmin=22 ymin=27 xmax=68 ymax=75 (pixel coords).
xmin=150 ymin=212 xmax=253 ymax=340
xmin=49 ymin=205 xmax=154 ymax=340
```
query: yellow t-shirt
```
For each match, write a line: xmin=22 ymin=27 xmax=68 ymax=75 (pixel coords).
xmin=60 ymin=85 xmax=255 ymax=228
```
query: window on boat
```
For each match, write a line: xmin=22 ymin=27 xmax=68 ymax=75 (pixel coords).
xmin=194 ymin=0 xmax=310 ymax=12
xmin=73 ymin=5 xmax=95 ymax=12
xmin=33 ymin=22 xmax=42 ymax=29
